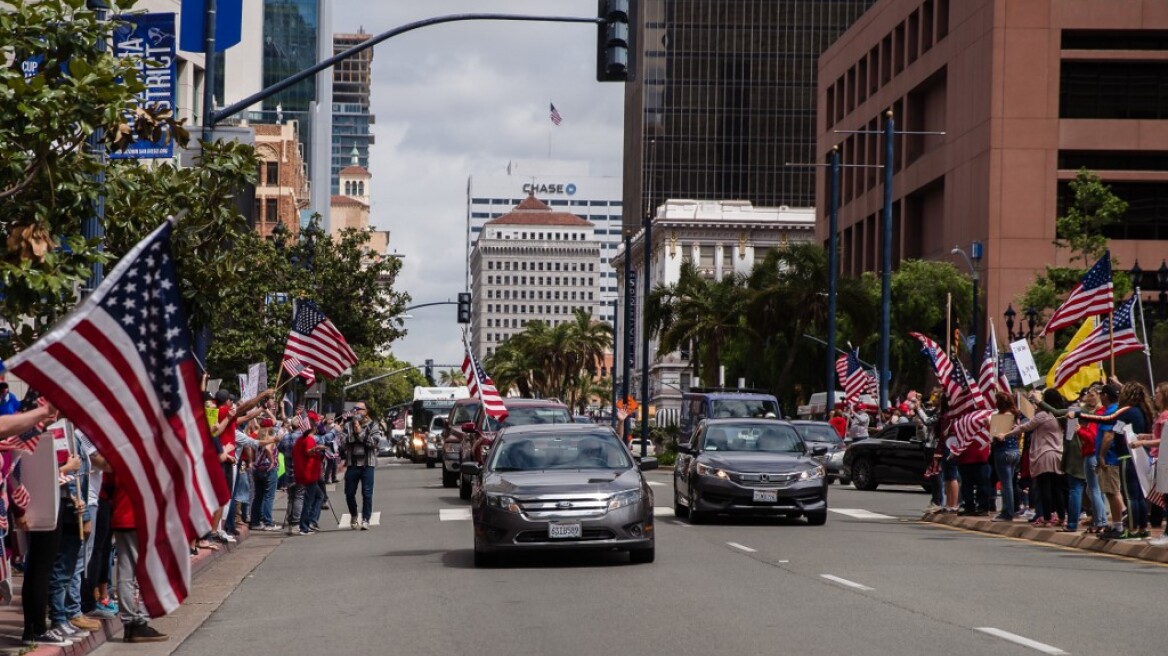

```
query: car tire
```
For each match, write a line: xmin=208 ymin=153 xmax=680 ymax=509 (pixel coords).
xmin=426 ymin=459 xmax=436 ymax=469
xmin=851 ymin=459 xmax=878 ymax=491
xmin=839 ymin=477 xmax=851 ymax=486
xmin=629 ymin=545 xmax=655 ymax=564
xmin=673 ymin=489 xmax=689 ymax=519
xmin=473 ymin=548 xmax=495 ymax=567
xmin=806 ymin=510 xmax=828 ymax=526
xmin=826 ymin=476 xmax=836 ymax=485
xmin=442 ymin=468 xmax=458 ymax=488
xmin=687 ymin=487 xmax=707 ymax=524
xmin=459 ymin=476 xmax=472 ymax=500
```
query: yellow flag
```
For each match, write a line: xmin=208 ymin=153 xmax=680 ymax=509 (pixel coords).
xmin=1045 ymin=317 xmax=1104 ymax=400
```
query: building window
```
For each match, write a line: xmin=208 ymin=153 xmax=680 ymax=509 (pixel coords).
xmin=1059 ymin=180 xmax=1168 ymax=240
xmin=265 ymin=161 xmax=278 ymax=185
xmin=1060 ymin=61 xmax=1168 ymax=120
xmin=265 ymin=198 xmax=278 ymax=223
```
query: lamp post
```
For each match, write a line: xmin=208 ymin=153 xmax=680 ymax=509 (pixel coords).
xmin=1025 ymin=306 xmax=1038 ymax=341
xmin=1004 ymin=304 xmax=1017 ymax=341
xmin=1158 ymin=260 xmax=1168 ymax=321
xmin=951 ymin=243 xmax=980 ymax=367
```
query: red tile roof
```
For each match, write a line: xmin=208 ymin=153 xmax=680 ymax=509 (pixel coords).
xmin=331 ymin=195 xmax=368 ymax=208
xmin=339 ymin=165 xmax=370 ymax=177
xmin=484 ymin=194 xmax=592 ymax=227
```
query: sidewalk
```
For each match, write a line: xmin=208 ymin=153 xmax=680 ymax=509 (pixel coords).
xmin=0 ymin=526 xmax=253 ymax=656
xmin=922 ymin=510 xmax=1168 ymax=564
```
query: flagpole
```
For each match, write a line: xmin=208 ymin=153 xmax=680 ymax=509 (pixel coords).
xmin=946 ymin=293 xmax=952 ymax=356
xmin=1135 ymin=287 xmax=1155 ymax=390
xmin=1109 ymin=307 xmax=1116 ymax=377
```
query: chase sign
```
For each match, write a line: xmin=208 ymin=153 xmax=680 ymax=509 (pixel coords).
xmin=523 ymin=182 xmax=577 ymax=196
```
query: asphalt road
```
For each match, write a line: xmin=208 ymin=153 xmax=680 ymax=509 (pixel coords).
xmin=156 ymin=460 xmax=1166 ymax=656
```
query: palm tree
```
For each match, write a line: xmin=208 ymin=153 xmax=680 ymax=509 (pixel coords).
xmin=647 ymin=262 xmax=748 ymax=385
xmin=438 ymin=369 xmax=466 ymax=386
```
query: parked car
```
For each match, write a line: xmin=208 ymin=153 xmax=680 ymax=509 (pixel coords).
xmin=627 ymin=438 xmax=657 ymax=457
xmin=459 ymin=398 xmax=573 ymax=500
xmin=788 ymin=420 xmax=847 ymax=484
xmin=673 ymin=418 xmax=829 ymax=525
xmin=462 ymin=424 xmax=658 ymax=567
xmin=441 ymin=398 xmax=481 ymax=488
xmin=678 ymin=388 xmax=782 ymax=446
xmin=840 ymin=422 xmax=933 ymax=491
xmin=424 ymin=416 xmax=448 ymax=469
xmin=572 ymin=415 xmax=594 ymax=424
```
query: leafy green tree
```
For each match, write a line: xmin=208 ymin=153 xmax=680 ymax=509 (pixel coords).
xmin=438 ymin=369 xmax=466 ymax=386
xmin=1055 ymin=168 xmax=1128 ymax=266
xmin=646 ymin=262 xmax=747 ymax=385
xmin=486 ymin=310 xmax=612 ymax=407
xmin=327 ymin=356 xmax=426 ymax=418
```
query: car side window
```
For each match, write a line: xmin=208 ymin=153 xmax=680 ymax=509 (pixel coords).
xmin=691 ymin=399 xmax=706 ymax=419
xmin=690 ymin=426 xmax=704 ymax=452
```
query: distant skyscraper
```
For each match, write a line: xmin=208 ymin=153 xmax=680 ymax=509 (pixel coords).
xmin=622 ymin=0 xmax=877 ymax=229
xmin=331 ymin=31 xmax=375 ymax=195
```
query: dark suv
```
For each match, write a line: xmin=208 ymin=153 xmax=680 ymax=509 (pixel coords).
xmin=458 ymin=398 xmax=572 ymax=500
xmin=441 ymin=398 xmax=480 ymax=488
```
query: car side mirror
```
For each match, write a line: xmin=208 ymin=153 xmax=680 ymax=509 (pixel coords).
xmin=638 ymin=457 xmax=659 ymax=472
xmin=811 ymin=445 xmax=829 ymax=457
xmin=677 ymin=444 xmax=694 ymax=455
xmin=460 ymin=462 xmax=482 ymax=477
xmin=461 ymin=422 xmax=476 ymax=433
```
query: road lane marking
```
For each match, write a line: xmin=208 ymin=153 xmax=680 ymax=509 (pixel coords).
xmin=976 ymin=628 xmax=1068 ymax=655
xmin=820 ymin=574 xmax=873 ymax=591
xmin=829 ymin=508 xmax=895 ymax=520
xmin=338 ymin=512 xmax=383 ymax=527
xmin=440 ymin=508 xmax=472 ymax=521
xmin=727 ymin=542 xmax=757 ymax=553
xmin=647 ymin=481 xmax=666 ymax=487
xmin=369 ymin=512 xmax=381 ymax=526
xmin=653 ymin=507 xmax=674 ymax=516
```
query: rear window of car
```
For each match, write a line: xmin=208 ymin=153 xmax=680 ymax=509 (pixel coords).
xmin=794 ymin=424 xmax=843 ymax=445
xmin=711 ymin=398 xmax=780 ymax=419
xmin=486 ymin=406 xmax=572 ymax=431
xmin=489 ymin=433 xmax=633 ymax=471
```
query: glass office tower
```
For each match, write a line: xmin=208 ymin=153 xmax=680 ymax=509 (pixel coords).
xmin=622 ymin=0 xmax=877 ymax=229
xmin=331 ymin=31 xmax=375 ymax=195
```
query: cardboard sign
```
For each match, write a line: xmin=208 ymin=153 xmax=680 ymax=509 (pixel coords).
xmin=249 ymin=363 xmax=268 ymax=393
xmin=1009 ymin=340 xmax=1042 ymax=386
xmin=22 ymin=433 xmax=60 ymax=530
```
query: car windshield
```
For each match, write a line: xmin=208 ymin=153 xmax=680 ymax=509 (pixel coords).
xmin=795 ymin=424 xmax=843 ymax=445
xmin=485 ymin=406 xmax=572 ymax=431
xmin=711 ymin=398 xmax=780 ymax=419
xmin=702 ymin=424 xmax=804 ymax=453
xmin=489 ymin=433 xmax=634 ymax=471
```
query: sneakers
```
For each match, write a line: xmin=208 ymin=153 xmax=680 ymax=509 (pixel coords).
xmin=1147 ymin=535 xmax=1168 ymax=547
xmin=89 ymin=608 xmax=117 ymax=620
xmin=925 ymin=503 xmax=943 ymax=513
xmin=25 ymin=628 xmax=72 ymax=646
xmin=71 ymin=615 xmax=102 ymax=632
xmin=990 ymin=514 xmax=1013 ymax=522
xmin=360 ymin=519 xmax=369 ymax=530
xmin=351 ymin=520 xmax=359 ymax=530
xmin=98 ymin=598 xmax=119 ymax=615
xmin=124 ymin=623 xmax=169 ymax=643
xmin=215 ymin=530 xmax=237 ymax=544
xmin=55 ymin=621 xmax=88 ymax=639
xmin=298 ymin=529 xmax=315 ymax=536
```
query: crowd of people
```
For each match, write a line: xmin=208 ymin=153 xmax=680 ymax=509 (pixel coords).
xmin=4 ymin=376 xmax=386 ymax=648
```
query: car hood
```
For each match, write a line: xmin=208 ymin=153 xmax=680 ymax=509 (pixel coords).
xmin=483 ymin=469 xmax=642 ymax=497
xmin=699 ymin=452 xmax=815 ymax=473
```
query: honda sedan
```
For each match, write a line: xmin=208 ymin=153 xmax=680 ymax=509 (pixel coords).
xmin=461 ymin=424 xmax=657 ymax=567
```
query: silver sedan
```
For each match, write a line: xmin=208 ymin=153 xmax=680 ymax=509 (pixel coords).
xmin=462 ymin=424 xmax=657 ymax=567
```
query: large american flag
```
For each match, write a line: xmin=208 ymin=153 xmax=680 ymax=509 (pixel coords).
xmin=283 ymin=300 xmax=357 ymax=379
xmin=461 ymin=335 xmax=507 ymax=423
xmin=1042 ymin=252 xmax=1114 ymax=335
xmin=1052 ymin=294 xmax=1143 ymax=387
xmin=3 ymin=220 xmax=227 ymax=617
xmin=911 ymin=332 xmax=986 ymax=416
xmin=950 ymin=409 xmax=994 ymax=457
xmin=977 ymin=322 xmax=1009 ymax=405
xmin=282 ymin=355 xmax=316 ymax=388
xmin=838 ymin=349 xmax=877 ymax=408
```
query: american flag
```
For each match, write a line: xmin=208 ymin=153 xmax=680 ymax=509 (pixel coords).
xmin=977 ymin=322 xmax=1009 ymax=404
xmin=282 ymin=356 xmax=316 ymax=388
xmin=1052 ymin=295 xmax=1143 ymax=387
xmin=950 ymin=409 xmax=994 ymax=457
xmin=293 ymin=411 xmax=311 ymax=433
xmin=461 ymin=335 xmax=507 ymax=423
xmin=549 ymin=103 xmax=563 ymax=126
xmin=839 ymin=349 xmax=877 ymax=408
xmin=283 ymin=299 xmax=357 ymax=379
xmin=911 ymin=332 xmax=986 ymax=416
xmin=3 ymin=219 xmax=227 ymax=617
xmin=0 ymin=426 xmax=41 ymax=452
xmin=1042 ymin=252 xmax=1114 ymax=335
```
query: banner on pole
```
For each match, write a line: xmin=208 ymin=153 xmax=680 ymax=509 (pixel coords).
xmin=110 ymin=13 xmax=177 ymax=159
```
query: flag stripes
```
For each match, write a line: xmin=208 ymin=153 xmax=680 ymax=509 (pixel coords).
xmin=1043 ymin=252 xmax=1114 ymax=335
xmin=1053 ymin=295 xmax=1143 ymax=387
xmin=283 ymin=300 xmax=357 ymax=379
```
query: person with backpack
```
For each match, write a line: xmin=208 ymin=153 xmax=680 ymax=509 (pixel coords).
xmin=340 ymin=402 xmax=383 ymax=530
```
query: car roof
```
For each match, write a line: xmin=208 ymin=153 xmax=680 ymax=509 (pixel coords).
xmin=498 ymin=424 xmax=618 ymax=437
xmin=685 ymin=392 xmax=776 ymax=399
xmin=788 ymin=420 xmax=830 ymax=426
xmin=500 ymin=398 xmax=568 ymax=408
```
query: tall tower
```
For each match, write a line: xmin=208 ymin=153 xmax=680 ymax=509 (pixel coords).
xmin=332 ymin=30 xmax=375 ymax=195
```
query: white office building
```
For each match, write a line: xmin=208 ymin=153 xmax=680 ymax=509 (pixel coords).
xmin=466 ymin=160 xmax=622 ymax=324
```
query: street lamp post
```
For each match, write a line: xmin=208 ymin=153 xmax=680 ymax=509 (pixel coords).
xmin=951 ymin=243 xmax=981 ymax=367
xmin=1004 ymin=304 xmax=1017 ymax=341
xmin=826 ymin=147 xmax=840 ymax=414
xmin=1025 ymin=307 xmax=1039 ymax=341
xmin=1158 ymin=260 xmax=1168 ymax=321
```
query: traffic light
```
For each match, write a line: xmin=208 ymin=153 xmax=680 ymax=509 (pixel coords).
xmin=596 ymin=0 xmax=632 ymax=82
xmin=457 ymin=292 xmax=471 ymax=324
xmin=424 ymin=359 xmax=435 ymax=386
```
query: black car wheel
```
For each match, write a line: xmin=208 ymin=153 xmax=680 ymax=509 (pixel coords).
xmin=629 ymin=545 xmax=655 ymax=564
xmin=473 ymin=534 xmax=495 ymax=567
xmin=839 ymin=477 xmax=851 ymax=486
xmin=806 ymin=510 xmax=828 ymax=526
xmin=687 ymin=486 xmax=707 ymax=524
xmin=459 ymin=475 xmax=472 ymax=500
xmin=851 ymin=458 xmax=878 ymax=491
xmin=442 ymin=468 xmax=458 ymax=488
xmin=426 ymin=458 xmax=436 ymax=469
xmin=672 ymin=488 xmax=689 ymax=519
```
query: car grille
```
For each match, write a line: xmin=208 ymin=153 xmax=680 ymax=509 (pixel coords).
xmin=514 ymin=528 xmax=616 ymax=543
xmin=732 ymin=472 xmax=800 ymax=487
xmin=519 ymin=498 xmax=609 ymax=519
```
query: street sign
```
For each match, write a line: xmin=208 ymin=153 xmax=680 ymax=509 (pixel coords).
xmin=110 ymin=13 xmax=177 ymax=159
xmin=179 ymin=0 xmax=243 ymax=53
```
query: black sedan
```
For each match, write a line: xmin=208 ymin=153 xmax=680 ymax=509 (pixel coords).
xmin=673 ymin=419 xmax=829 ymax=525
xmin=840 ymin=422 xmax=932 ymax=491
xmin=789 ymin=420 xmax=848 ymax=485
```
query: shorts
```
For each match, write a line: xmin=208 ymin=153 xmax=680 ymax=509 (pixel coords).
xmin=1099 ymin=464 xmax=1121 ymax=495
xmin=942 ymin=460 xmax=960 ymax=482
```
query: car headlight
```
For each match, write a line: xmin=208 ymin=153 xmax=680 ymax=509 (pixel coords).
xmin=798 ymin=465 xmax=826 ymax=481
xmin=696 ymin=463 xmax=730 ymax=479
xmin=485 ymin=494 xmax=521 ymax=513
xmin=608 ymin=489 xmax=642 ymax=511
xmin=412 ymin=436 xmax=425 ymax=447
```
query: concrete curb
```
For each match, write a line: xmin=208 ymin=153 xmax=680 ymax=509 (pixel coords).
xmin=25 ymin=526 xmax=252 ymax=656
xmin=922 ymin=511 xmax=1168 ymax=564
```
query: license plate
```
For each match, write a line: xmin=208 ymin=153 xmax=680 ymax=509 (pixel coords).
xmin=753 ymin=489 xmax=778 ymax=503
xmin=548 ymin=522 xmax=582 ymax=539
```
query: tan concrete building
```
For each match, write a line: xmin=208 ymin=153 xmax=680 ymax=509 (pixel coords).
xmin=254 ymin=122 xmax=311 ymax=239
xmin=817 ymin=0 xmax=1168 ymax=335
xmin=331 ymin=150 xmax=389 ymax=259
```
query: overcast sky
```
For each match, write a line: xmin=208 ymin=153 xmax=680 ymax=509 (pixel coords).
xmin=332 ymin=1 xmax=625 ymax=369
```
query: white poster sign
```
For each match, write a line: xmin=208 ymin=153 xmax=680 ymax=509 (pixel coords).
xmin=249 ymin=363 xmax=268 ymax=393
xmin=1009 ymin=340 xmax=1042 ymax=386
xmin=22 ymin=430 xmax=61 ymax=531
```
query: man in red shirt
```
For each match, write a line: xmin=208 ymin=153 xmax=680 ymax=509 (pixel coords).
xmin=828 ymin=409 xmax=847 ymax=438
xmin=292 ymin=426 xmax=325 ymax=535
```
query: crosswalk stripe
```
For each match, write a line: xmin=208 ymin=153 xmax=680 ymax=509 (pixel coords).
xmin=652 ymin=506 xmax=673 ymax=516
xmin=339 ymin=513 xmax=351 ymax=528
xmin=828 ymin=508 xmax=895 ymax=520
xmin=440 ymin=508 xmax=472 ymax=521
xmin=337 ymin=512 xmax=382 ymax=528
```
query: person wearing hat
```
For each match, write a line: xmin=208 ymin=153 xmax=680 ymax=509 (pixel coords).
xmin=340 ymin=401 xmax=383 ymax=530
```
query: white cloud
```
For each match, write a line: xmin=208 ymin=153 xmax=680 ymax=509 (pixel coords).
xmin=335 ymin=1 xmax=624 ymax=368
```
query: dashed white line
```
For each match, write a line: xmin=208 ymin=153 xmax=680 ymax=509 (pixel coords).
xmin=829 ymin=508 xmax=896 ymax=520
xmin=647 ymin=481 xmax=666 ymax=487
xmin=726 ymin=542 xmax=757 ymax=553
xmin=975 ymin=628 xmax=1068 ymax=655
xmin=439 ymin=508 xmax=472 ymax=521
xmin=820 ymin=574 xmax=873 ymax=591
xmin=652 ymin=506 xmax=674 ymax=516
